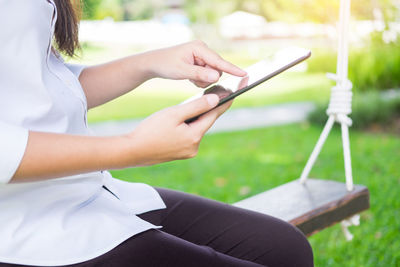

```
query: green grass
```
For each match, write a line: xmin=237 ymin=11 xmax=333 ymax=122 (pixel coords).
xmin=110 ymin=124 xmax=400 ymax=266
xmin=74 ymin=43 xmax=400 ymax=265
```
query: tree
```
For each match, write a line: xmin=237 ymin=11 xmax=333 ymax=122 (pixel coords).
xmin=121 ymin=0 xmax=164 ymax=21
xmin=81 ymin=0 xmax=102 ymax=20
xmin=183 ymin=0 xmax=397 ymax=24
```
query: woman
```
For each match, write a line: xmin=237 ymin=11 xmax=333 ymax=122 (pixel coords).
xmin=0 ymin=1 xmax=313 ymax=266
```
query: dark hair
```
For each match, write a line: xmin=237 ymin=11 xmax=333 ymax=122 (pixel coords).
xmin=53 ymin=0 xmax=81 ymax=57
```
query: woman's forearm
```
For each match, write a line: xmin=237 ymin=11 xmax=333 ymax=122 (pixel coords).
xmin=79 ymin=51 xmax=156 ymax=109
xmin=11 ymin=131 xmax=133 ymax=183
xmin=10 ymin=94 xmax=224 ymax=184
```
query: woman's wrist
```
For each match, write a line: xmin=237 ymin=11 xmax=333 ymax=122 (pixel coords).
xmin=107 ymin=134 xmax=140 ymax=169
xmin=125 ymin=51 xmax=159 ymax=82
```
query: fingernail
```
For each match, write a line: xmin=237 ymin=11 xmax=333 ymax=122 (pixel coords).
xmin=206 ymin=94 xmax=219 ymax=106
xmin=207 ymin=71 xmax=219 ymax=82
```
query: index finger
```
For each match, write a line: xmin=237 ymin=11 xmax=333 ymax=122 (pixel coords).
xmin=194 ymin=45 xmax=247 ymax=78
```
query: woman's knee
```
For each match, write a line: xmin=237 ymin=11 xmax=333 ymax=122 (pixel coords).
xmin=283 ymin=224 xmax=313 ymax=267
xmin=248 ymin=216 xmax=313 ymax=267
xmin=256 ymin=219 xmax=314 ymax=267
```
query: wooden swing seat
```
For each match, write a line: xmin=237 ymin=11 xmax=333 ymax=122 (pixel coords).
xmin=233 ymin=179 xmax=370 ymax=236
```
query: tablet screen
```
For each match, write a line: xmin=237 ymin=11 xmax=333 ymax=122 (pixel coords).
xmin=183 ymin=47 xmax=311 ymax=122
xmin=202 ymin=60 xmax=269 ymax=100
xmin=183 ymin=47 xmax=311 ymax=106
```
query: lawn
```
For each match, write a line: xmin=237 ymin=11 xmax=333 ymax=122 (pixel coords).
xmin=75 ymin=43 xmax=400 ymax=265
xmin=110 ymin=124 xmax=400 ymax=266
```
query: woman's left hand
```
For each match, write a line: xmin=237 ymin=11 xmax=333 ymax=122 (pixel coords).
xmin=146 ymin=40 xmax=247 ymax=88
xmin=79 ymin=40 xmax=246 ymax=109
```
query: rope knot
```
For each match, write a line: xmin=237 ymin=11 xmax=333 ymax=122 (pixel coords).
xmin=326 ymin=73 xmax=353 ymax=126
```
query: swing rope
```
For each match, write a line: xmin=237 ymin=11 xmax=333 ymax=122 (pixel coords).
xmin=298 ymin=0 xmax=361 ymax=240
xmin=299 ymin=0 xmax=354 ymax=192
xmin=235 ymin=0 xmax=368 ymax=240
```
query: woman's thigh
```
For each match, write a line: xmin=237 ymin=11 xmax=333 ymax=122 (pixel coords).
xmin=71 ymin=229 xmax=264 ymax=267
xmin=0 ymin=230 xmax=263 ymax=267
xmin=138 ymin=187 xmax=314 ymax=267
xmin=0 ymin=188 xmax=313 ymax=267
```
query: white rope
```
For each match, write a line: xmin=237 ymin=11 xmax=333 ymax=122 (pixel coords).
xmin=299 ymin=116 xmax=335 ymax=184
xmin=341 ymin=214 xmax=360 ymax=241
xmin=326 ymin=74 xmax=353 ymax=126
xmin=299 ymin=0 xmax=360 ymax=240
xmin=300 ymin=0 xmax=354 ymax=192
xmin=299 ymin=74 xmax=354 ymax=190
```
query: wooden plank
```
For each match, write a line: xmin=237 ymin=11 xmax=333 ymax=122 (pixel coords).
xmin=233 ymin=179 xmax=370 ymax=236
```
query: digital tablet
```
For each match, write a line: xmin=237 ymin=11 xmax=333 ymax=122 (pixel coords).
xmin=183 ymin=47 xmax=311 ymax=123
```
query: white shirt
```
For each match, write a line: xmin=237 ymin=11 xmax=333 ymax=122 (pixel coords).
xmin=0 ymin=0 xmax=166 ymax=265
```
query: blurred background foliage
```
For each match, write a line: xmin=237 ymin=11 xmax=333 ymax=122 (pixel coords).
xmin=80 ymin=0 xmax=400 ymax=92
xmin=81 ymin=0 xmax=396 ymax=23
xmin=308 ymin=32 xmax=400 ymax=92
xmin=77 ymin=0 xmax=400 ymax=130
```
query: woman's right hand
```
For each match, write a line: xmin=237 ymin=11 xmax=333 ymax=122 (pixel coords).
xmin=11 ymin=94 xmax=229 ymax=183
xmin=121 ymin=94 xmax=229 ymax=166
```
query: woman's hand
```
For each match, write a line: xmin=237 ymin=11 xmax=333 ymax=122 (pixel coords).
xmin=12 ymin=94 xmax=229 ymax=183
xmin=80 ymin=40 xmax=245 ymax=109
xmin=121 ymin=94 xmax=231 ymax=166
xmin=146 ymin=40 xmax=247 ymax=88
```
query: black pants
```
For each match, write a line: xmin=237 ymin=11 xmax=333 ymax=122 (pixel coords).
xmin=1 ymin=188 xmax=313 ymax=267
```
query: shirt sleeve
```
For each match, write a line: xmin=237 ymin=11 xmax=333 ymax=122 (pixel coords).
xmin=65 ymin=63 xmax=86 ymax=78
xmin=0 ymin=122 xmax=29 ymax=184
